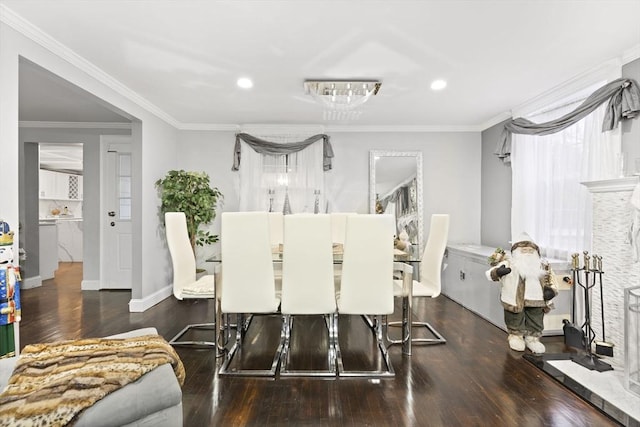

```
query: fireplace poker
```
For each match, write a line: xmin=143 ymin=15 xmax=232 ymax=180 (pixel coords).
xmin=594 ymin=255 xmax=614 ymax=357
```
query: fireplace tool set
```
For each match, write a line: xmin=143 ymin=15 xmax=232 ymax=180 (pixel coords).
xmin=562 ymin=251 xmax=613 ymax=371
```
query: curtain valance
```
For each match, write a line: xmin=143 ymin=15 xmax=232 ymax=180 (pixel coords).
xmin=232 ymin=133 xmax=334 ymax=171
xmin=496 ymin=78 xmax=640 ymax=162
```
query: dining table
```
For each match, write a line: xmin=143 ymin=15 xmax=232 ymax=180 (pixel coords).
xmin=207 ymin=243 xmax=421 ymax=356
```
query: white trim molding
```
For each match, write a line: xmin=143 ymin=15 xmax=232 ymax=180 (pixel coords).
xmin=582 ymin=176 xmax=639 ymax=193
xmin=128 ymin=285 xmax=173 ymax=312
xmin=19 ymin=121 xmax=132 ymax=129
xmin=80 ymin=279 xmax=101 ymax=291
xmin=623 ymin=44 xmax=640 ymax=64
xmin=0 ymin=4 xmax=180 ymax=128
xmin=512 ymin=58 xmax=622 ymax=119
xmin=22 ymin=275 xmax=42 ymax=289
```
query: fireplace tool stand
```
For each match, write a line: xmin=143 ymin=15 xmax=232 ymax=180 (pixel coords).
xmin=568 ymin=251 xmax=612 ymax=372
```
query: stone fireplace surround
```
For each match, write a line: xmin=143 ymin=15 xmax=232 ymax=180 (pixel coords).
xmin=524 ymin=177 xmax=640 ymax=426
xmin=583 ymin=176 xmax=640 ymax=372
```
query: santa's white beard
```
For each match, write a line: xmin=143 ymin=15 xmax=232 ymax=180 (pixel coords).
xmin=511 ymin=250 xmax=544 ymax=282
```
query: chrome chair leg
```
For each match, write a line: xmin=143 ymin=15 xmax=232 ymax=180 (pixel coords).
xmin=337 ymin=314 xmax=394 ymax=378
xmin=386 ymin=296 xmax=446 ymax=349
xmin=219 ymin=313 xmax=284 ymax=377
xmin=279 ymin=314 xmax=337 ymax=378
xmin=169 ymin=323 xmax=217 ymax=347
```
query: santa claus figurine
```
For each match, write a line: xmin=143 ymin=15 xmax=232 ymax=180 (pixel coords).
xmin=485 ymin=233 xmax=558 ymax=354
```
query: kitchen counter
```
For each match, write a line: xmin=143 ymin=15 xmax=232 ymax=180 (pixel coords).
xmin=40 ymin=216 xmax=83 ymax=223
xmin=39 ymin=218 xmax=83 ymax=262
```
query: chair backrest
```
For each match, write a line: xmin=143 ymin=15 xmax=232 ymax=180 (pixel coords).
xmin=419 ymin=214 xmax=450 ymax=297
xmin=330 ymin=212 xmax=354 ymax=245
xmin=268 ymin=212 xmax=284 ymax=247
xmin=221 ymin=212 xmax=280 ymax=313
xmin=281 ymin=214 xmax=336 ymax=314
xmin=338 ymin=214 xmax=395 ymax=315
xmin=165 ymin=212 xmax=196 ymax=300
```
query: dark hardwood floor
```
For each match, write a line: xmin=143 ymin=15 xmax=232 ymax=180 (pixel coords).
xmin=16 ymin=262 xmax=618 ymax=426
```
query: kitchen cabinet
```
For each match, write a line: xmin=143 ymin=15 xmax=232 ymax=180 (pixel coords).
xmin=39 ymin=170 xmax=83 ymax=200
xmin=39 ymin=222 xmax=58 ymax=280
xmin=442 ymin=244 xmax=571 ymax=335
xmin=57 ymin=219 xmax=83 ymax=262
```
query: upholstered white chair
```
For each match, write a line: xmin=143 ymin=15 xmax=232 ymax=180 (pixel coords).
xmin=330 ymin=212 xmax=355 ymax=278
xmin=218 ymin=211 xmax=283 ymax=376
xmin=268 ymin=211 xmax=284 ymax=282
xmin=336 ymin=214 xmax=396 ymax=377
xmin=268 ymin=211 xmax=284 ymax=249
xmin=388 ymin=214 xmax=450 ymax=346
xmin=165 ymin=212 xmax=218 ymax=348
xmin=280 ymin=214 xmax=337 ymax=376
xmin=330 ymin=212 xmax=354 ymax=245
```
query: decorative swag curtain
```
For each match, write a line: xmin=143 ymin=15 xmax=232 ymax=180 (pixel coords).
xmin=233 ymin=133 xmax=331 ymax=213
xmin=232 ymin=133 xmax=334 ymax=171
xmin=496 ymin=78 xmax=640 ymax=163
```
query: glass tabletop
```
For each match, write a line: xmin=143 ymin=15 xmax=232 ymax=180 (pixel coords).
xmin=207 ymin=243 xmax=421 ymax=263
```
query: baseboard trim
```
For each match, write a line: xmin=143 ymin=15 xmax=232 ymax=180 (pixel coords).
xmin=129 ymin=285 xmax=173 ymax=312
xmin=81 ymin=279 xmax=101 ymax=291
xmin=22 ymin=276 xmax=42 ymax=289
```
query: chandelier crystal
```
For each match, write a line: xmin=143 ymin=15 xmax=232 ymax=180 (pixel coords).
xmin=304 ymin=80 xmax=382 ymax=120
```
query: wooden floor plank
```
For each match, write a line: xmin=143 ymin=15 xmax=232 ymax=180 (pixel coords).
xmin=14 ymin=262 xmax=618 ymax=426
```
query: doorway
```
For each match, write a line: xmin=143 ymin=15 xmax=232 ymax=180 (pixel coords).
xmin=38 ymin=143 xmax=84 ymax=283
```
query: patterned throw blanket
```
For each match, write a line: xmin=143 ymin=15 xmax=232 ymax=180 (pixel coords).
xmin=0 ymin=334 xmax=185 ymax=426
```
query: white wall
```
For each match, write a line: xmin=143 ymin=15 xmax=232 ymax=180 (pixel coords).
xmin=1 ymin=22 xmax=179 ymax=310
xmin=2 ymin=20 xmax=482 ymax=312
xmin=178 ymin=130 xmax=482 ymax=266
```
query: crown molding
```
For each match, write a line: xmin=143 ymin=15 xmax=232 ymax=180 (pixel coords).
xmin=0 ymin=4 xmax=180 ymax=129
xmin=178 ymin=122 xmax=481 ymax=133
xmin=623 ymin=44 xmax=640 ymax=64
xmin=178 ymin=123 xmax=240 ymax=131
xmin=324 ymin=124 xmax=480 ymax=133
xmin=19 ymin=121 xmax=132 ymax=129
xmin=479 ymin=112 xmax=512 ymax=131
xmin=511 ymin=57 xmax=622 ymax=119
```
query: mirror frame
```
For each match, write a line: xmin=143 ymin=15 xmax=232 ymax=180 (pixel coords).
xmin=369 ymin=150 xmax=423 ymax=247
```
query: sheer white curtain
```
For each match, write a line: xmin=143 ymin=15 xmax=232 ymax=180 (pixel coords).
xmin=237 ymin=137 xmax=325 ymax=213
xmin=511 ymin=85 xmax=621 ymax=260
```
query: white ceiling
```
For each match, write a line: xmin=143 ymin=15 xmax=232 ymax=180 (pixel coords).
xmin=4 ymin=0 xmax=640 ymax=130
xmin=39 ymin=143 xmax=83 ymax=174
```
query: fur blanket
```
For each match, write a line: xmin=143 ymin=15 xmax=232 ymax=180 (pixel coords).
xmin=0 ymin=334 xmax=185 ymax=426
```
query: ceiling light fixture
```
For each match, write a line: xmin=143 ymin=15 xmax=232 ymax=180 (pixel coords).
xmin=237 ymin=77 xmax=253 ymax=89
xmin=430 ymin=79 xmax=447 ymax=91
xmin=304 ymin=79 xmax=382 ymax=120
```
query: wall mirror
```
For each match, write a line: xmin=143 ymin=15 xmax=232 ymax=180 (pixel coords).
xmin=369 ymin=151 xmax=423 ymax=247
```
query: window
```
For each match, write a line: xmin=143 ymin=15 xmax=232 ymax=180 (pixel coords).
xmin=237 ymin=137 xmax=325 ymax=213
xmin=511 ymin=81 xmax=622 ymax=260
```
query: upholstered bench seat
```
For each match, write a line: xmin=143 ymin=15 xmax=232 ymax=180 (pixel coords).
xmin=0 ymin=327 xmax=183 ymax=427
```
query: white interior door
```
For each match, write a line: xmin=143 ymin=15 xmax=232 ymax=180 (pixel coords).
xmin=101 ymin=136 xmax=132 ymax=289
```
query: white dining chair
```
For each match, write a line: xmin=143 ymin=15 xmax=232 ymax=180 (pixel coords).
xmin=268 ymin=211 xmax=284 ymax=283
xmin=336 ymin=214 xmax=397 ymax=377
xmin=388 ymin=214 xmax=450 ymax=346
xmin=164 ymin=212 xmax=218 ymax=349
xmin=280 ymin=214 xmax=337 ymax=376
xmin=330 ymin=212 xmax=355 ymax=278
xmin=330 ymin=212 xmax=354 ymax=245
xmin=218 ymin=211 xmax=284 ymax=376
xmin=268 ymin=211 xmax=284 ymax=250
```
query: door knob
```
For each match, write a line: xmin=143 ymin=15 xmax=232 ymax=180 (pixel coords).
xmin=110 ymin=221 xmax=115 ymax=227
xmin=108 ymin=211 xmax=116 ymax=217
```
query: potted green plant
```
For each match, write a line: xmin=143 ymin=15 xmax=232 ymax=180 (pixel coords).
xmin=155 ymin=170 xmax=223 ymax=254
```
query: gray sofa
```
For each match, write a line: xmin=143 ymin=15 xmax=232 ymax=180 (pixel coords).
xmin=0 ymin=327 xmax=183 ymax=427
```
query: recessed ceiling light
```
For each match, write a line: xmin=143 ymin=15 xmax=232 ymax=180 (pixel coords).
xmin=430 ymin=79 xmax=447 ymax=91
xmin=237 ymin=77 xmax=253 ymax=89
